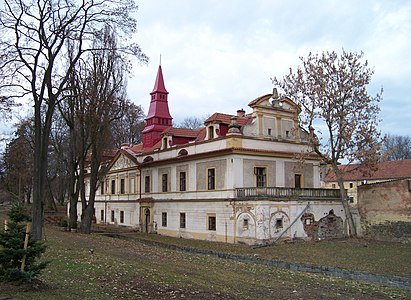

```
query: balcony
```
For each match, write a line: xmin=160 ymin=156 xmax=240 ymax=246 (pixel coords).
xmin=235 ymin=187 xmax=341 ymax=201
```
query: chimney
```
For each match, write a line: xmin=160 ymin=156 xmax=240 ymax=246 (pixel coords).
xmin=237 ymin=109 xmax=245 ymax=117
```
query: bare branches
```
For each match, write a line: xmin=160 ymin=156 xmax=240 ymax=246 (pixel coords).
xmin=274 ymin=50 xmax=383 ymax=237
xmin=274 ymin=50 xmax=383 ymax=166
xmin=0 ymin=0 xmax=147 ymax=239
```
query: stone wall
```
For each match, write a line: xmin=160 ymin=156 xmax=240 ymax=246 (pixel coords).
xmin=301 ymin=210 xmax=345 ymax=240
xmin=358 ymin=179 xmax=411 ymax=242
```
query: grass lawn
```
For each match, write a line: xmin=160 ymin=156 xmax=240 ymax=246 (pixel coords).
xmin=0 ymin=205 xmax=410 ymax=299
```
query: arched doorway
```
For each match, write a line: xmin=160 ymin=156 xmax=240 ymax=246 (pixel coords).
xmin=144 ymin=208 xmax=150 ymax=233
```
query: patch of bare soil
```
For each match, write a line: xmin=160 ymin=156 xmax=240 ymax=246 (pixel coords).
xmin=0 ymin=278 xmax=50 ymax=295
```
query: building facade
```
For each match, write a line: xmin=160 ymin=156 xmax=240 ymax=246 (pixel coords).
xmin=80 ymin=66 xmax=347 ymax=244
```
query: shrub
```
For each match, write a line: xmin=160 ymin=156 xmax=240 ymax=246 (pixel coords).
xmin=0 ymin=202 xmax=49 ymax=282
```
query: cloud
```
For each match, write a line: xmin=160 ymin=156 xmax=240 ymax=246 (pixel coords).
xmin=128 ymin=0 xmax=411 ymax=137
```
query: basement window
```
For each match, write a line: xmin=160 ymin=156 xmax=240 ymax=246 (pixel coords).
xmin=243 ymin=219 xmax=249 ymax=230
xmin=275 ymin=218 xmax=283 ymax=229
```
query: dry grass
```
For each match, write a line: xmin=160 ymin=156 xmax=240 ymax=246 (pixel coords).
xmin=0 ymin=205 xmax=410 ymax=300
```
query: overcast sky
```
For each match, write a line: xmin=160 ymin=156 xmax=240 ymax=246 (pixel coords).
xmin=128 ymin=0 xmax=411 ymax=136
xmin=1 ymin=0 xmax=410 ymax=148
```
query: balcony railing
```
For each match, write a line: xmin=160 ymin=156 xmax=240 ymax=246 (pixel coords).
xmin=235 ymin=187 xmax=341 ymax=200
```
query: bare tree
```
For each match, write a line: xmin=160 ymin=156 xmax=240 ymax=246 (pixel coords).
xmin=381 ymin=134 xmax=411 ymax=161
xmin=110 ymin=101 xmax=145 ymax=148
xmin=2 ymin=119 xmax=34 ymax=204
xmin=274 ymin=50 xmax=383 ymax=237
xmin=77 ymin=26 xmax=130 ymax=234
xmin=175 ymin=116 xmax=206 ymax=129
xmin=0 ymin=0 xmax=147 ymax=239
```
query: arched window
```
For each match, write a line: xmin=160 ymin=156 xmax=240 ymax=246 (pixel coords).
xmin=143 ymin=156 xmax=153 ymax=163
xmin=178 ymin=149 xmax=188 ymax=156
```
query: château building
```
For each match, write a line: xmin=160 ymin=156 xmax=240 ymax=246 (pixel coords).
xmin=80 ymin=65 xmax=347 ymax=244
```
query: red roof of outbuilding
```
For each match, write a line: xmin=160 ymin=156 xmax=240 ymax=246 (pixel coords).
xmin=323 ymin=160 xmax=411 ymax=182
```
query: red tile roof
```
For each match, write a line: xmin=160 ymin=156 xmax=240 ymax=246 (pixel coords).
xmin=323 ymin=160 xmax=411 ymax=182
xmin=204 ymin=113 xmax=252 ymax=126
xmin=162 ymin=127 xmax=202 ymax=138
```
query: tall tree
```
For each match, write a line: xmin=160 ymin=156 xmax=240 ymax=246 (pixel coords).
xmin=78 ymin=26 xmax=130 ymax=234
xmin=274 ymin=50 xmax=383 ymax=237
xmin=381 ymin=134 xmax=411 ymax=161
xmin=0 ymin=0 xmax=147 ymax=239
xmin=2 ymin=119 xmax=34 ymax=204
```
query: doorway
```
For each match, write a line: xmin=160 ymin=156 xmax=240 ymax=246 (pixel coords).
xmin=144 ymin=208 xmax=150 ymax=233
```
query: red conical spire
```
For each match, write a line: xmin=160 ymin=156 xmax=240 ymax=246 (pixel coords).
xmin=142 ymin=65 xmax=173 ymax=148
xmin=151 ymin=65 xmax=168 ymax=94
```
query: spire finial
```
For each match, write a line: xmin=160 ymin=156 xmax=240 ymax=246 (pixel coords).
xmin=160 ymin=53 xmax=162 ymax=66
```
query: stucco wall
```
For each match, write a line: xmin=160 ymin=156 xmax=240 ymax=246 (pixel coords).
xmin=196 ymin=159 xmax=227 ymax=190
xmin=358 ymin=179 xmax=411 ymax=223
xmin=358 ymin=179 xmax=411 ymax=241
xmin=243 ymin=159 xmax=276 ymax=187
xmin=284 ymin=162 xmax=314 ymax=188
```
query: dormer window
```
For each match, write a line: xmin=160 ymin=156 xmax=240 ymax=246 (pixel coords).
xmin=163 ymin=137 xmax=168 ymax=149
xmin=208 ymin=126 xmax=214 ymax=139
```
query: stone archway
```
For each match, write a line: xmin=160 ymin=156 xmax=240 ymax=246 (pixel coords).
xmin=236 ymin=212 xmax=256 ymax=243
xmin=269 ymin=211 xmax=290 ymax=238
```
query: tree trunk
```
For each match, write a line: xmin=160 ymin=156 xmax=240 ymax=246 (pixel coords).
xmin=32 ymin=96 xmax=56 ymax=240
xmin=80 ymin=143 xmax=100 ymax=234
xmin=32 ymin=104 xmax=45 ymax=240
xmin=334 ymin=166 xmax=357 ymax=237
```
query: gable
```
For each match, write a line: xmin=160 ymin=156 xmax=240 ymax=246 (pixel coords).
xmin=109 ymin=153 xmax=137 ymax=171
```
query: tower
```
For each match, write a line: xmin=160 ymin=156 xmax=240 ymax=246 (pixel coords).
xmin=142 ymin=65 xmax=173 ymax=148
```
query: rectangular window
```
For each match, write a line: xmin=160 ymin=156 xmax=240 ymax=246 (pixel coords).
xmin=180 ymin=212 xmax=186 ymax=229
xmin=120 ymin=211 xmax=124 ymax=223
xmin=255 ymin=167 xmax=267 ymax=188
xmin=100 ymin=210 xmax=104 ymax=221
xmin=111 ymin=210 xmax=115 ymax=222
xmin=100 ymin=181 xmax=104 ymax=195
xmin=144 ymin=176 xmax=150 ymax=193
xmin=243 ymin=219 xmax=249 ymax=229
xmin=295 ymin=174 xmax=302 ymax=188
xmin=179 ymin=172 xmax=186 ymax=191
xmin=120 ymin=178 xmax=125 ymax=194
xmin=111 ymin=179 xmax=116 ymax=194
xmin=207 ymin=168 xmax=215 ymax=190
xmin=162 ymin=174 xmax=168 ymax=192
xmin=208 ymin=126 xmax=214 ymax=139
xmin=162 ymin=212 xmax=167 ymax=227
xmin=129 ymin=177 xmax=135 ymax=193
xmin=349 ymin=182 xmax=354 ymax=188
xmin=208 ymin=215 xmax=216 ymax=231
xmin=267 ymin=128 xmax=272 ymax=136
xmin=276 ymin=218 xmax=283 ymax=229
